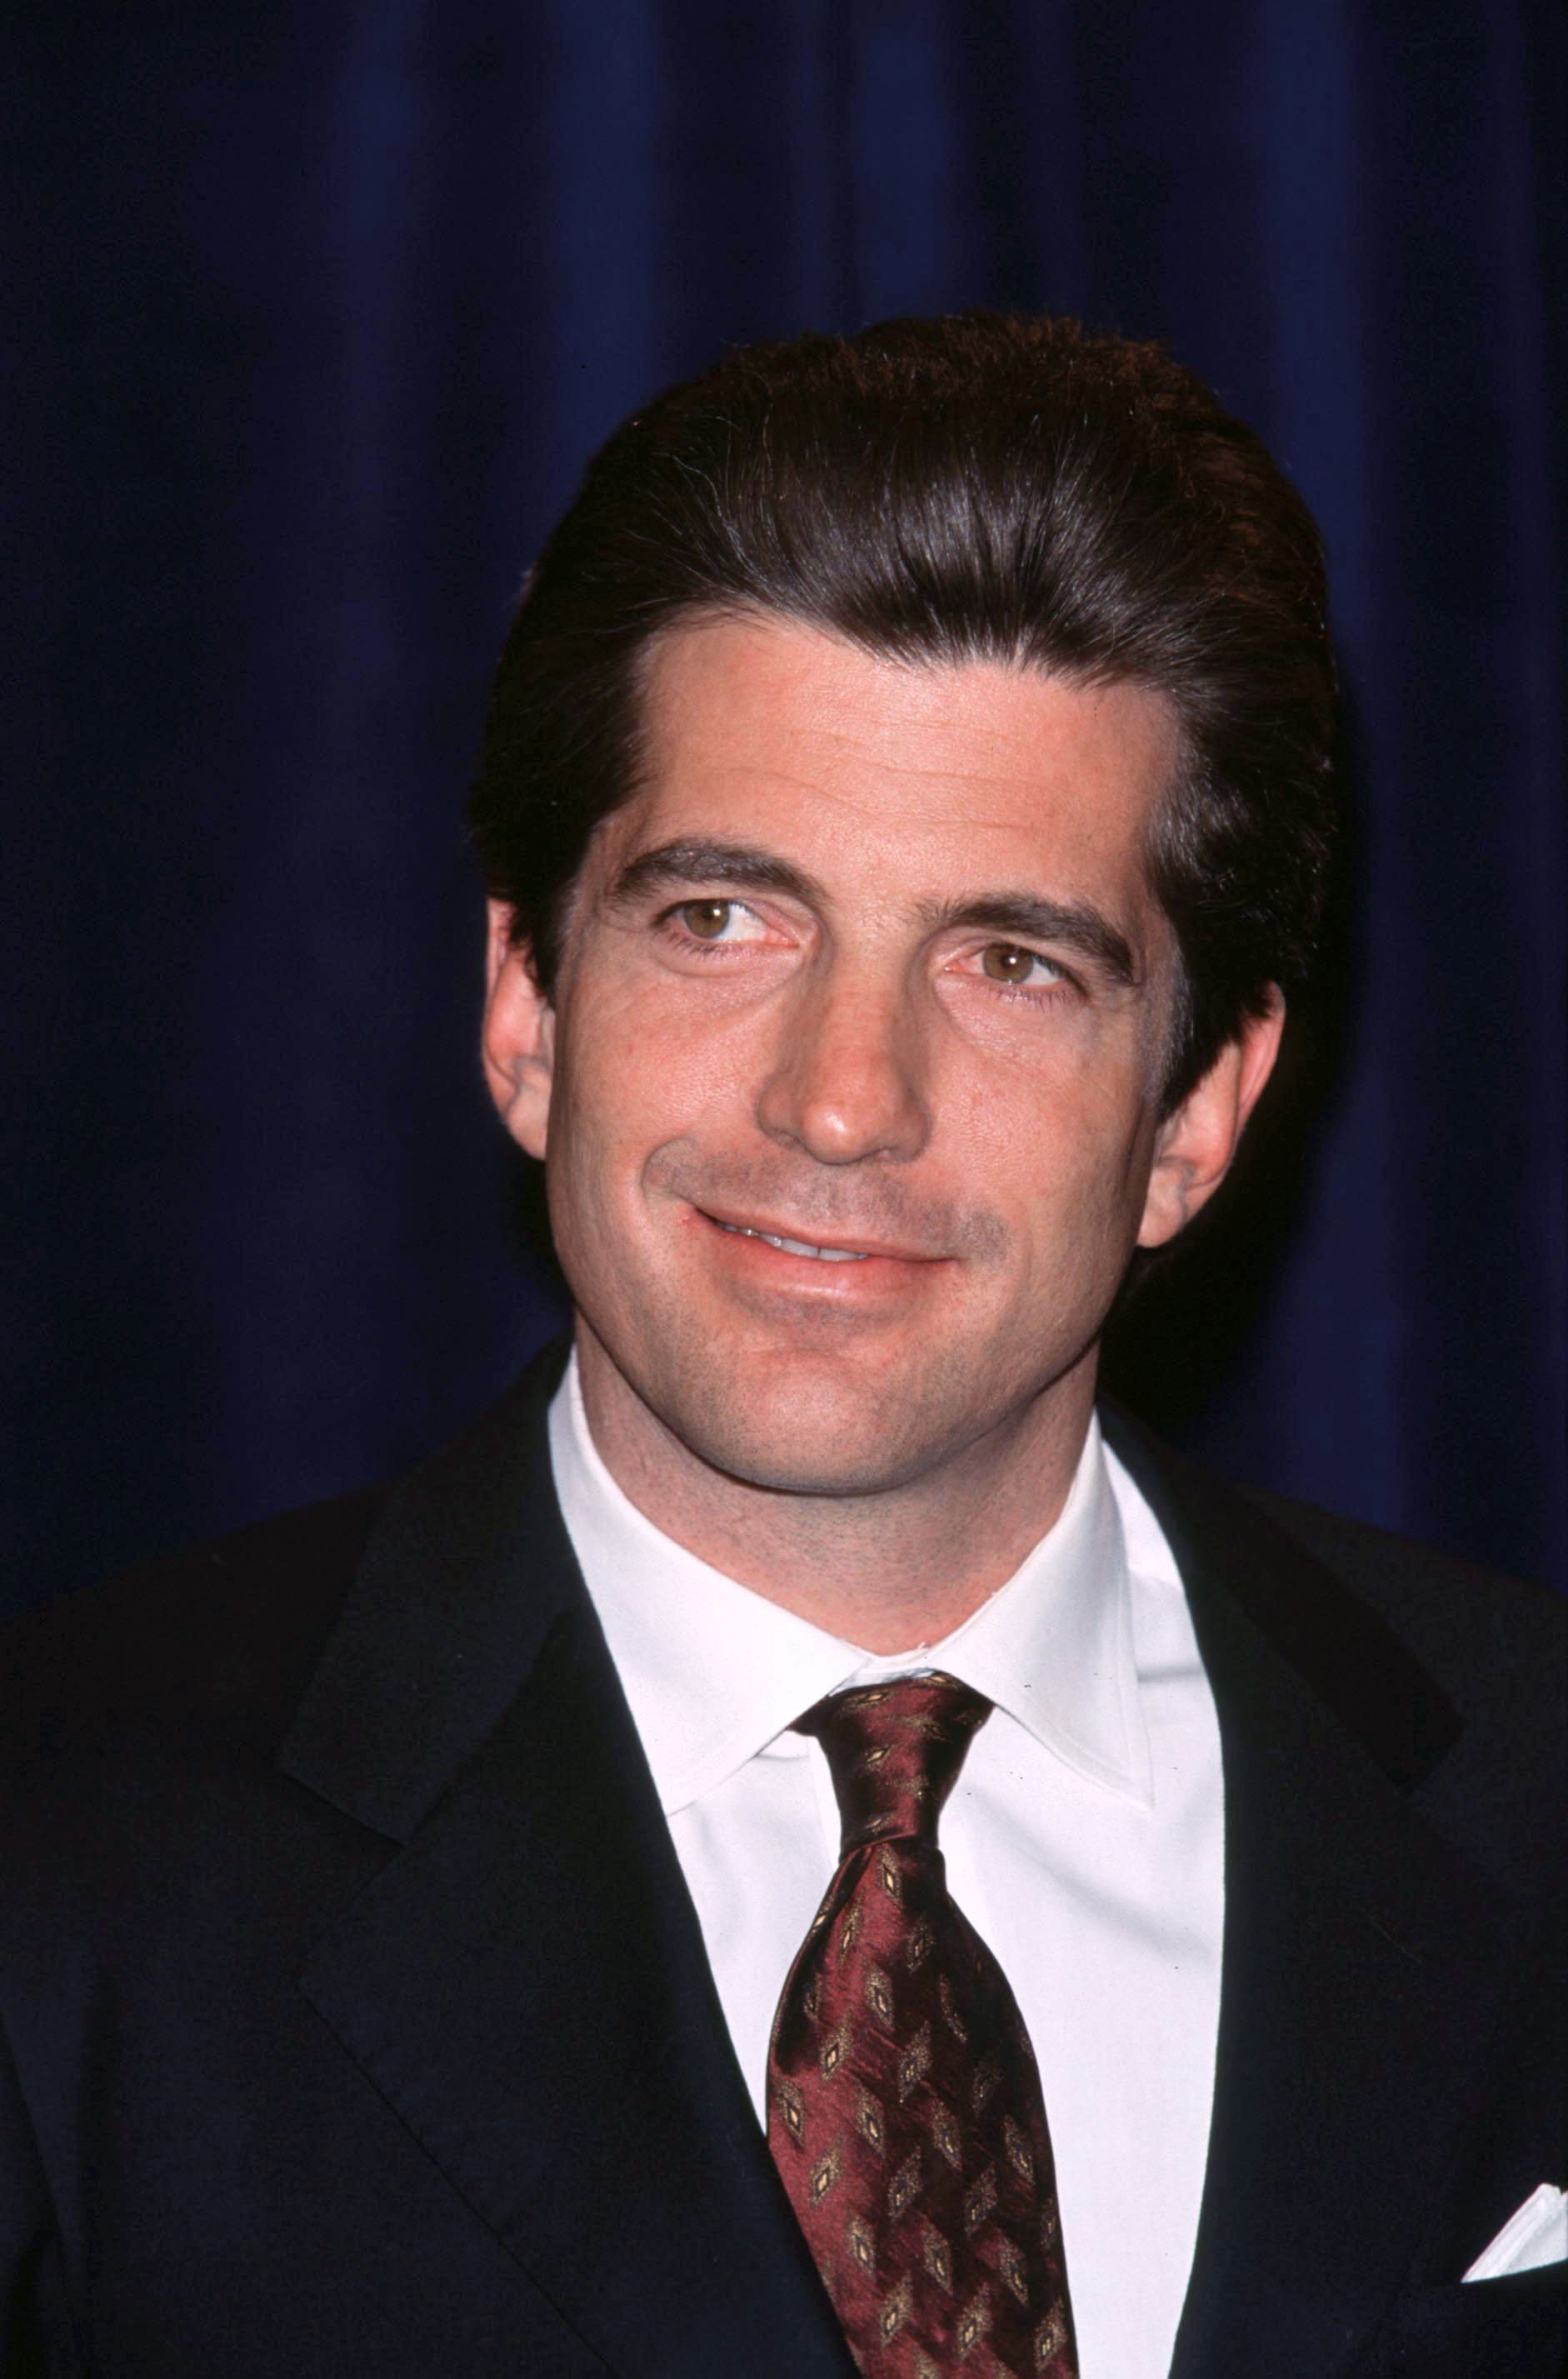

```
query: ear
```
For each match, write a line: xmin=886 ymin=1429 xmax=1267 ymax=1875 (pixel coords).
xmin=1137 ymin=990 xmax=1286 ymax=1251
xmin=482 ymin=900 xmax=555 ymax=1161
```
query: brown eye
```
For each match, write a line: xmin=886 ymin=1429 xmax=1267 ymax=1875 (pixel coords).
xmin=981 ymin=942 xmax=1041 ymax=983
xmin=680 ymin=900 xmax=732 ymax=940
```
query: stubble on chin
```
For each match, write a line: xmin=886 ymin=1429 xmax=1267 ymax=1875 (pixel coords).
xmin=574 ymin=1273 xmax=1087 ymax=1513
xmin=562 ymin=1135 xmax=1113 ymax=1530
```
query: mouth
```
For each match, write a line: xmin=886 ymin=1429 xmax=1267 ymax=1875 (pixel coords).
xmin=712 ymin=1219 xmax=871 ymax=1264
xmin=697 ymin=1206 xmax=943 ymax=1269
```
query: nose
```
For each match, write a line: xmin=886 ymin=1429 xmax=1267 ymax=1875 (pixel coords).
xmin=755 ymin=962 xmax=931 ymax=1166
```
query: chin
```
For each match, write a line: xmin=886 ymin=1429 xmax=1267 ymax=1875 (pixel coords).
xmin=647 ymin=1357 xmax=1011 ymax=1502
xmin=692 ymin=1428 xmax=918 ymax=1501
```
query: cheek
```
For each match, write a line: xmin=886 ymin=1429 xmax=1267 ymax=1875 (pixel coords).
xmin=951 ymin=1061 xmax=1160 ymax=1312
xmin=942 ymin=1036 xmax=1156 ymax=1192
xmin=548 ymin=986 xmax=757 ymax=1193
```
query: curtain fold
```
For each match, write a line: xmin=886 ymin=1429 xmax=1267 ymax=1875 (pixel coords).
xmin=6 ymin=0 xmax=1563 ymax=1608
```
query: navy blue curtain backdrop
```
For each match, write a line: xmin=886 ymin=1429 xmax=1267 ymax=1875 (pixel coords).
xmin=7 ymin=0 xmax=1565 ymax=1613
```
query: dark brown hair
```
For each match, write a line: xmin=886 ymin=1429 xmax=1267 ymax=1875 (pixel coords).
xmin=468 ymin=311 xmax=1338 ymax=1107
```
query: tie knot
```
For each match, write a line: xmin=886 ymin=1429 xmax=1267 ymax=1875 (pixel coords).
xmin=796 ymin=1673 xmax=991 ymax=1855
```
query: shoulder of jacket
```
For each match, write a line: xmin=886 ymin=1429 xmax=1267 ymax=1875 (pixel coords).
xmin=1229 ymin=1480 xmax=1564 ymax=1667
xmin=1231 ymin=1482 xmax=1565 ymax=1882
xmin=0 ymin=1482 xmax=392 ymax=1766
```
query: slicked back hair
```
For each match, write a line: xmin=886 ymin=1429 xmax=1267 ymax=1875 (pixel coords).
xmin=467 ymin=312 xmax=1338 ymax=1109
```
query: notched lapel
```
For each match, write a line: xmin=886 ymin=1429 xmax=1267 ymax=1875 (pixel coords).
xmin=283 ymin=1347 xmax=852 ymax=2378
xmin=296 ymin=1607 xmax=850 ymax=2377
xmin=1101 ymin=1424 xmax=1542 ymax=2379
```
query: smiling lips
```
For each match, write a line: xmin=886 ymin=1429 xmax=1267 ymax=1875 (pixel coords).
xmin=702 ymin=1209 xmax=941 ymax=1267
xmin=713 ymin=1218 xmax=870 ymax=1263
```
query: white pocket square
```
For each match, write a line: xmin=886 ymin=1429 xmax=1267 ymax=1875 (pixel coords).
xmin=1461 ymin=2183 xmax=1568 ymax=2282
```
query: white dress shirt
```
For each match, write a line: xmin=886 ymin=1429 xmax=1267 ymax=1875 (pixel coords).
xmin=549 ymin=1355 xmax=1222 ymax=2379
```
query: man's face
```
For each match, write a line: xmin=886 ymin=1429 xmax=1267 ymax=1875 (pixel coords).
xmin=487 ymin=614 xmax=1276 ymax=1500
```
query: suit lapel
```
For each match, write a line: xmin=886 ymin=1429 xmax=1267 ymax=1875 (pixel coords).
xmin=1105 ymin=1415 xmax=1538 ymax=2379
xmin=280 ymin=1344 xmax=853 ymax=2378
xmin=281 ymin=1352 xmax=1535 ymax=2377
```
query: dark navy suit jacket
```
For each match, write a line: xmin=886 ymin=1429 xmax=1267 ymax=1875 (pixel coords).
xmin=2 ymin=1341 xmax=1564 ymax=2376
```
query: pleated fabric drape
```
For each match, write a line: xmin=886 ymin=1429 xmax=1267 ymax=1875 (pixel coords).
xmin=6 ymin=0 xmax=1563 ymax=1608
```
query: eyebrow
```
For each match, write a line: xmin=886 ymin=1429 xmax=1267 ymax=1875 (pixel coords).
xmin=605 ymin=838 xmax=829 ymax=912
xmin=604 ymin=837 xmax=1140 ymax=987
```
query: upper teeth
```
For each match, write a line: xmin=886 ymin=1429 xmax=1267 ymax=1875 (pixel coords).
xmin=717 ymin=1221 xmax=868 ymax=1262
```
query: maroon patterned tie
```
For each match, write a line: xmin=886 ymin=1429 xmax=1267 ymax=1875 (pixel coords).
xmin=767 ymin=1675 xmax=1077 ymax=2378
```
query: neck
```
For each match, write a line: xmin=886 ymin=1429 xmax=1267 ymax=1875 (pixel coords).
xmin=572 ymin=1330 xmax=1098 ymax=1653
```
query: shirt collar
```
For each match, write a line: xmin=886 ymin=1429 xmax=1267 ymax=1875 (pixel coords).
xmin=548 ymin=1352 xmax=1152 ymax=1816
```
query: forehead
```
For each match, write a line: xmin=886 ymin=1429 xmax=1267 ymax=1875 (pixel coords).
xmin=602 ymin=613 xmax=1180 ymax=903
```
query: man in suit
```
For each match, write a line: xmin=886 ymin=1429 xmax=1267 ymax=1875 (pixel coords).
xmin=2 ymin=313 xmax=1562 ymax=2377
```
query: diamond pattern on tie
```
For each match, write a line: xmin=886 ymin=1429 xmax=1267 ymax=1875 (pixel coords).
xmin=767 ymin=1676 xmax=1077 ymax=2377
